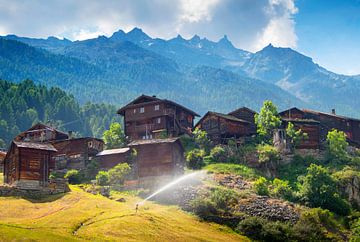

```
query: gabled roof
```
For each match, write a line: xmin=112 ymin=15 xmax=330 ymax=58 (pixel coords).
xmin=195 ymin=111 xmax=250 ymax=128
xmin=302 ymin=109 xmax=360 ymax=122
xmin=117 ymin=94 xmax=200 ymax=117
xmin=51 ymin=137 xmax=104 ymax=144
xmin=279 ymin=107 xmax=304 ymax=116
xmin=96 ymin=147 xmax=130 ymax=156
xmin=16 ymin=122 xmax=69 ymax=140
xmin=228 ymin=106 xmax=257 ymax=115
xmin=13 ymin=141 xmax=57 ymax=152
xmin=128 ymin=137 xmax=180 ymax=146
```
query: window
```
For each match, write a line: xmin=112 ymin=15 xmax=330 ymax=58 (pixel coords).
xmin=154 ymin=105 xmax=160 ymax=111
xmin=157 ymin=118 xmax=161 ymax=124
xmin=133 ymin=109 xmax=136 ymax=114
xmin=140 ymin=107 xmax=145 ymax=113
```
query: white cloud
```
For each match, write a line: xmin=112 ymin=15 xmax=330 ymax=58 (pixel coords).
xmin=0 ymin=0 xmax=298 ymax=51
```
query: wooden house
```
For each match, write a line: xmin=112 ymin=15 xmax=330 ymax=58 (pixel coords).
xmin=302 ymin=109 xmax=360 ymax=147
xmin=128 ymin=138 xmax=184 ymax=178
xmin=195 ymin=111 xmax=250 ymax=144
xmin=228 ymin=107 xmax=258 ymax=135
xmin=277 ymin=108 xmax=321 ymax=150
xmin=96 ymin=147 xmax=131 ymax=169
xmin=3 ymin=141 xmax=57 ymax=189
xmin=117 ymin=95 xmax=199 ymax=141
xmin=51 ymin=137 xmax=104 ymax=170
xmin=14 ymin=123 xmax=69 ymax=143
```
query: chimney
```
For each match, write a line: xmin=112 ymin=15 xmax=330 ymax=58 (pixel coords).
xmin=68 ymin=131 xmax=73 ymax=139
xmin=331 ymin=109 xmax=336 ymax=115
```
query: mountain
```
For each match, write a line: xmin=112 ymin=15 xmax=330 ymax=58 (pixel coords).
xmin=242 ymin=44 xmax=360 ymax=117
xmin=1 ymin=28 xmax=360 ymax=118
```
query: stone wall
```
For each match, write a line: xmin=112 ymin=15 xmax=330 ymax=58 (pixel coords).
xmin=0 ymin=178 xmax=69 ymax=198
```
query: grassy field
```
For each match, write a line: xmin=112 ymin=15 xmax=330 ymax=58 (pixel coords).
xmin=0 ymin=186 xmax=248 ymax=241
xmin=204 ymin=163 xmax=259 ymax=180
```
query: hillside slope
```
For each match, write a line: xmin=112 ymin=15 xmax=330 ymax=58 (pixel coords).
xmin=0 ymin=187 xmax=248 ymax=241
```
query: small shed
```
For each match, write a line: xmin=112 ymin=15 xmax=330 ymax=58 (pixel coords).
xmin=3 ymin=141 xmax=57 ymax=189
xmin=96 ymin=147 xmax=131 ymax=169
xmin=128 ymin=138 xmax=184 ymax=178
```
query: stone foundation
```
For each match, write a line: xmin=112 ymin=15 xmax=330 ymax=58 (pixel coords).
xmin=0 ymin=178 xmax=69 ymax=198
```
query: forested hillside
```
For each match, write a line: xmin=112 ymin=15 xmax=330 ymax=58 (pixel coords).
xmin=0 ymin=80 xmax=120 ymax=147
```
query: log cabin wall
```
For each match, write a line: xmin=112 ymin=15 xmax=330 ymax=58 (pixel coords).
xmin=129 ymin=139 xmax=185 ymax=178
xmin=52 ymin=138 xmax=104 ymax=170
xmin=228 ymin=108 xmax=257 ymax=134
xmin=196 ymin=113 xmax=249 ymax=144
xmin=292 ymin=122 xmax=320 ymax=149
xmin=98 ymin=152 xmax=130 ymax=169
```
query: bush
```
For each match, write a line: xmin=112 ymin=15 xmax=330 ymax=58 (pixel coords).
xmin=257 ymin=144 xmax=280 ymax=163
xmin=254 ymin=177 xmax=269 ymax=196
xmin=190 ymin=197 xmax=218 ymax=219
xmin=236 ymin=216 xmax=291 ymax=241
xmin=208 ymin=146 xmax=227 ymax=163
xmin=49 ymin=171 xmax=65 ymax=179
xmin=96 ymin=171 xmax=109 ymax=186
xmin=108 ymin=163 xmax=131 ymax=185
xmin=64 ymin=169 xmax=83 ymax=184
xmin=186 ymin=149 xmax=205 ymax=169
xmin=85 ymin=159 xmax=100 ymax=180
xmin=292 ymin=208 xmax=344 ymax=241
xmin=193 ymin=128 xmax=212 ymax=153
xmin=326 ymin=129 xmax=349 ymax=163
xmin=270 ymin=178 xmax=294 ymax=201
xmin=209 ymin=187 xmax=238 ymax=211
xmin=300 ymin=164 xmax=351 ymax=215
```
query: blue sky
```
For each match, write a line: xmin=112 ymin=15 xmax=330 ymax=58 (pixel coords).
xmin=295 ymin=0 xmax=360 ymax=74
xmin=0 ymin=0 xmax=359 ymax=75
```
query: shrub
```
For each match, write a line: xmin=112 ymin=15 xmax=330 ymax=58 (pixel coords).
xmin=108 ymin=163 xmax=131 ymax=185
xmin=204 ymin=163 xmax=258 ymax=180
xmin=236 ymin=217 xmax=291 ymax=241
xmin=96 ymin=171 xmax=109 ymax=186
xmin=64 ymin=169 xmax=83 ymax=184
xmin=292 ymin=208 xmax=344 ymax=242
xmin=257 ymin=144 xmax=280 ymax=163
xmin=286 ymin=122 xmax=308 ymax=150
xmin=299 ymin=164 xmax=351 ymax=215
xmin=190 ymin=197 xmax=218 ymax=219
xmin=254 ymin=177 xmax=269 ymax=196
xmin=209 ymin=187 xmax=238 ymax=211
xmin=85 ymin=159 xmax=100 ymax=180
xmin=209 ymin=146 xmax=227 ymax=163
xmin=186 ymin=149 xmax=205 ymax=169
xmin=270 ymin=178 xmax=294 ymax=201
xmin=326 ymin=129 xmax=349 ymax=163
xmin=192 ymin=128 xmax=212 ymax=153
xmin=49 ymin=171 xmax=64 ymax=179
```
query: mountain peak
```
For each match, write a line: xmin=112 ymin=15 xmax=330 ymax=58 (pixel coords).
xmin=190 ymin=35 xmax=201 ymax=42
xmin=110 ymin=29 xmax=126 ymax=40
xmin=218 ymin=34 xmax=234 ymax=48
xmin=126 ymin=27 xmax=151 ymax=42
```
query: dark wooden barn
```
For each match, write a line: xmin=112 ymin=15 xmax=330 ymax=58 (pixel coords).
xmin=195 ymin=111 xmax=250 ymax=144
xmin=128 ymin=138 xmax=184 ymax=179
xmin=117 ymin=95 xmax=199 ymax=141
xmin=3 ymin=141 xmax=57 ymax=189
xmin=228 ymin=107 xmax=258 ymax=135
xmin=96 ymin=147 xmax=131 ymax=169
xmin=14 ymin=123 xmax=69 ymax=143
xmin=302 ymin=109 xmax=360 ymax=147
xmin=52 ymin=137 xmax=104 ymax=170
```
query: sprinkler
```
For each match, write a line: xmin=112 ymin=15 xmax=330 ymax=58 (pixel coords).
xmin=135 ymin=203 xmax=139 ymax=213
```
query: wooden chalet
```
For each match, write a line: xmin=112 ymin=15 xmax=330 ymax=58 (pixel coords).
xmin=228 ymin=107 xmax=258 ymax=135
xmin=195 ymin=111 xmax=250 ymax=144
xmin=275 ymin=107 xmax=320 ymax=150
xmin=302 ymin=109 xmax=360 ymax=147
xmin=96 ymin=147 xmax=131 ymax=169
xmin=52 ymin=137 xmax=104 ymax=170
xmin=14 ymin=123 xmax=69 ymax=143
xmin=117 ymin=95 xmax=199 ymax=141
xmin=128 ymin=138 xmax=184 ymax=178
xmin=3 ymin=141 xmax=57 ymax=189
